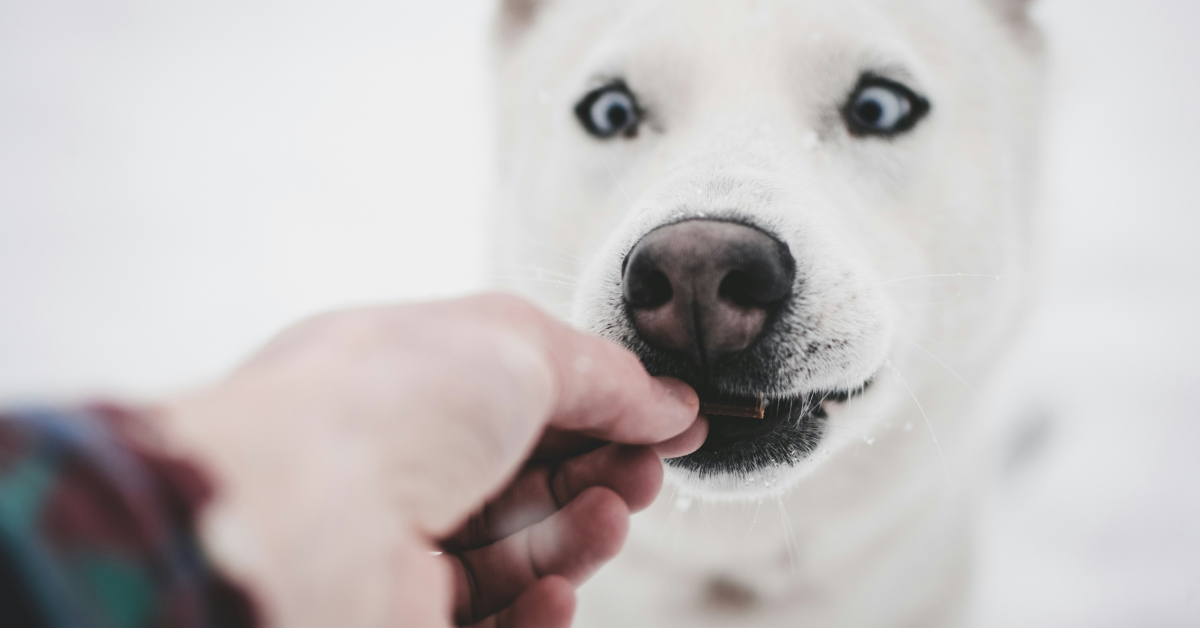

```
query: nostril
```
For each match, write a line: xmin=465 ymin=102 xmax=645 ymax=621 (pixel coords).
xmin=625 ymin=269 xmax=674 ymax=309
xmin=718 ymin=270 xmax=758 ymax=307
xmin=718 ymin=268 xmax=790 ymax=308
xmin=622 ymin=218 xmax=796 ymax=368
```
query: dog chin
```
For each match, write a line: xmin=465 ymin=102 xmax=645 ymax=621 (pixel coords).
xmin=662 ymin=451 xmax=823 ymax=500
xmin=663 ymin=379 xmax=875 ymax=499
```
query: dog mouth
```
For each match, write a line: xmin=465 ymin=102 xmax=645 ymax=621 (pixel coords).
xmin=666 ymin=382 xmax=872 ymax=478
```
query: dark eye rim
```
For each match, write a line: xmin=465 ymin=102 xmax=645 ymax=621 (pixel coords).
xmin=842 ymin=74 xmax=931 ymax=138
xmin=574 ymin=79 xmax=643 ymax=139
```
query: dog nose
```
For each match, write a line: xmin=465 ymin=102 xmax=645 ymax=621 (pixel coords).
xmin=622 ymin=220 xmax=794 ymax=369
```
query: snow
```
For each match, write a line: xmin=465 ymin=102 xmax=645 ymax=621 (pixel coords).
xmin=968 ymin=0 xmax=1200 ymax=624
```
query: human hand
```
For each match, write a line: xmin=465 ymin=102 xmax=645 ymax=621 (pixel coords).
xmin=161 ymin=294 xmax=705 ymax=628
xmin=435 ymin=436 xmax=702 ymax=628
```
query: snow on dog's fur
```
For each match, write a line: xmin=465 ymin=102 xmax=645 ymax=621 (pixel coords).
xmin=488 ymin=0 xmax=1042 ymax=625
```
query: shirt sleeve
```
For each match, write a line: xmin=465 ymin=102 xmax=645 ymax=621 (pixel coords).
xmin=0 ymin=405 xmax=258 ymax=628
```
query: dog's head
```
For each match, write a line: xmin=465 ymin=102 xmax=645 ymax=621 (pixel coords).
xmin=489 ymin=0 xmax=1042 ymax=496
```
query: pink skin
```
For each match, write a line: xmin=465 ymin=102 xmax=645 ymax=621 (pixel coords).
xmin=161 ymin=294 xmax=705 ymax=628
xmin=443 ymin=440 xmax=710 ymax=626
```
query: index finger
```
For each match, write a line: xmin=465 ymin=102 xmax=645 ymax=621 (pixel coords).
xmin=464 ymin=293 xmax=699 ymax=446
xmin=533 ymin=308 xmax=700 ymax=445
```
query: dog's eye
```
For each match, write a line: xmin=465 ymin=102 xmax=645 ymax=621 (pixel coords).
xmin=844 ymin=76 xmax=930 ymax=137
xmin=575 ymin=82 xmax=641 ymax=139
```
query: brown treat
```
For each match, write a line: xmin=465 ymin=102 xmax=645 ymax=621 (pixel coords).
xmin=699 ymin=396 xmax=766 ymax=419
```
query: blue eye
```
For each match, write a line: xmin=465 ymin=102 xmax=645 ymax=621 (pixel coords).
xmin=844 ymin=76 xmax=930 ymax=137
xmin=575 ymin=82 xmax=642 ymax=139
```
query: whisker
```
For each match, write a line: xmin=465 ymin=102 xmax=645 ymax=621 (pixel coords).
xmin=655 ymin=483 xmax=682 ymax=555
xmin=824 ymin=423 xmax=870 ymax=438
xmin=603 ymin=157 xmax=638 ymax=210
xmin=777 ymin=497 xmax=799 ymax=574
xmin=743 ymin=498 xmax=764 ymax=541
xmin=876 ymin=273 xmax=1001 ymax=286
xmin=488 ymin=275 xmax=578 ymax=289
xmin=513 ymin=235 xmax=588 ymax=264
xmin=898 ymin=337 xmax=978 ymax=396
xmin=482 ymin=296 xmax=577 ymax=311
xmin=885 ymin=360 xmax=951 ymax=484
xmin=502 ymin=262 xmax=580 ymax=277
xmin=821 ymin=423 xmax=878 ymax=447
xmin=493 ymin=265 xmax=581 ymax=283
xmin=699 ymin=499 xmax=719 ymax=534
xmin=894 ymin=329 xmax=946 ymax=346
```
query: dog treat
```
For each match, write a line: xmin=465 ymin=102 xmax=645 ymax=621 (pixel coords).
xmin=699 ymin=395 xmax=766 ymax=419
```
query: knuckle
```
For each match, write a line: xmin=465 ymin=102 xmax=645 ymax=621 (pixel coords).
xmin=583 ymin=487 xmax=630 ymax=555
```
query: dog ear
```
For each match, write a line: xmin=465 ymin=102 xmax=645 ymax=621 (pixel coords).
xmin=988 ymin=0 xmax=1036 ymax=28
xmin=497 ymin=0 xmax=549 ymax=40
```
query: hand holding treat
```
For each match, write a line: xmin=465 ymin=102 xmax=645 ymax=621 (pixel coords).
xmin=161 ymin=294 xmax=705 ymax=628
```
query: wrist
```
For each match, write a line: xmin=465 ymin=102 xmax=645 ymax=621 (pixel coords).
xmin=158 ymin=382 xmax=418 ymax=627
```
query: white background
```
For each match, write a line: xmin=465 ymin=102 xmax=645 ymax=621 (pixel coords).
xmin=0 ymin=0 xmax=494 ymax=400
xmin=1 ymin=0 xmax=1197 ymax=624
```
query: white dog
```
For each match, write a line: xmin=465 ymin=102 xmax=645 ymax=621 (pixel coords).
xmin=488 ymin=0 xmax=1042 ymax=625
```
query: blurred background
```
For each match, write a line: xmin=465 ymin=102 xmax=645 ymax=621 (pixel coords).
xmin=1 ymin=0 xmax=1196 ymax=625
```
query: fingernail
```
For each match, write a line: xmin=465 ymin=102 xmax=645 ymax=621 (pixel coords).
xmin=654 ymin=377 xmax=699 ymax=411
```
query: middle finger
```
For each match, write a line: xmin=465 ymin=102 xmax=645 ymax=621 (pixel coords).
xmin=442 ymin=444 xmax=662 ymax=551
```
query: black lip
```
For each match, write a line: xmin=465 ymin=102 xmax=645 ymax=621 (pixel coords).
xmin=667 ymin=383 xmax=870 ymax=478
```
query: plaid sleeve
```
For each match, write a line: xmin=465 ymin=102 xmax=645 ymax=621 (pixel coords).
xmin=0 ymin=404 xmax=258 ymax=628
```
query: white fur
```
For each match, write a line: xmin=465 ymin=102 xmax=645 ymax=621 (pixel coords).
xmin=489 ymin=0 xmax=1042 ymax=625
